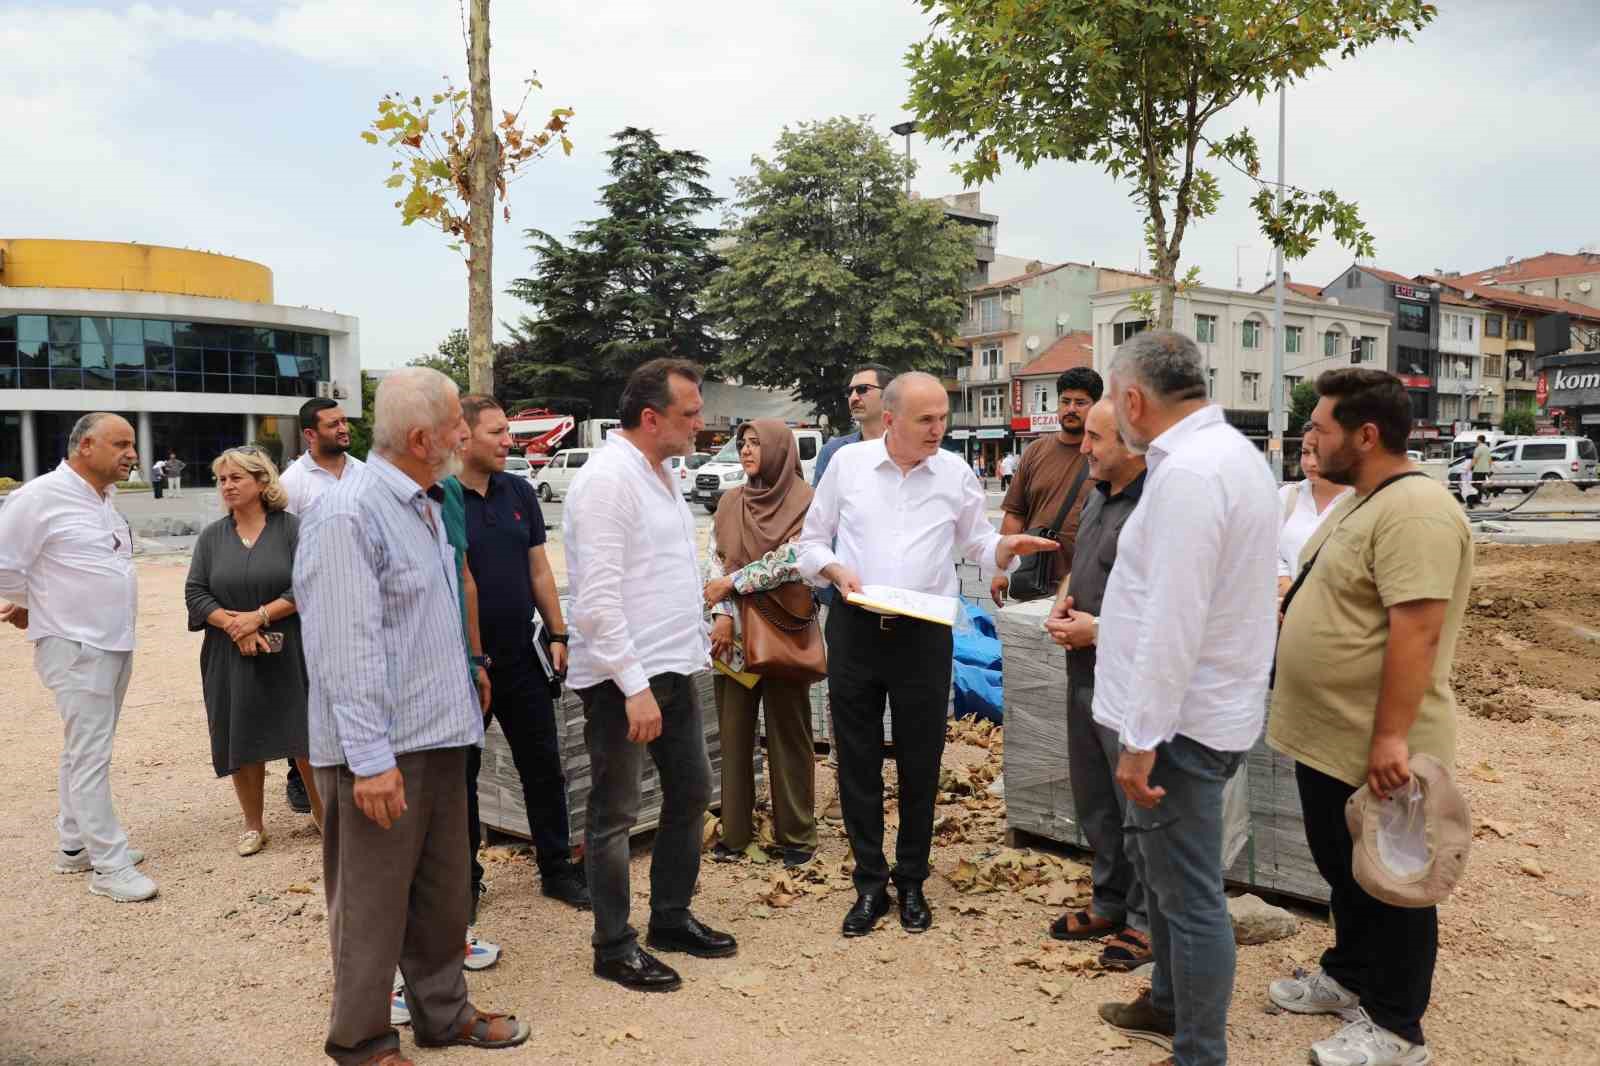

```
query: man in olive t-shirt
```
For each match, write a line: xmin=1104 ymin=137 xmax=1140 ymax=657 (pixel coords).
xmin=1267 ymin=368 xmax=1471 ymax=1066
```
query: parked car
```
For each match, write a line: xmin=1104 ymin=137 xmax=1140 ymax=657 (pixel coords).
xmin=1447 ymin=436 xmax=1597 ymax=490
xmin=503 ymin=455 xmax=537 ymax=485
xmin=531 ymin=448 xmax=596 ymax=501
xmin=691 ymin=429 xmax=823 ymax=513
xmin=666 ymin=454 xmax=694 ymax=498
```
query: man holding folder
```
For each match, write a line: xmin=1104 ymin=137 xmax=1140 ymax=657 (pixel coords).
xmin=797 ymin=371 xmax=1056 ymax=937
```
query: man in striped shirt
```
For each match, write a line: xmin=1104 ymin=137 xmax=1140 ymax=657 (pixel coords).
xmin=296 ymin=367 xmax=529 ymax=1063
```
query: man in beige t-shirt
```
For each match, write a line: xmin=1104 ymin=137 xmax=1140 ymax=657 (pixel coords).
xmin=1266 ymin=368 xmax=1471 ymax=1066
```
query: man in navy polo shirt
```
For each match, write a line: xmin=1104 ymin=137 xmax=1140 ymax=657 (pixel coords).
xmin=454 ymin=394 xmax=590 ymax=912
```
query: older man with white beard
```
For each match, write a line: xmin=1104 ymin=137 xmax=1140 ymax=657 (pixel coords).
xmin=296 ymin=367 xmax=528 ymax=1064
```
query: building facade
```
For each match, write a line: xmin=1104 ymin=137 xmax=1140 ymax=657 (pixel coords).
xmin=1007 ymin=331 xmax=1095 ymax=448
xmin=0 ymin=239 xmax=360 ymax=483
xmin=1435 ymin=292 xmax=1487 ymax=427
xmin=1090 ymin=283 xmax=1392 ymax=441
xmin=1322 ymin=265 xmax=1446 ymax=440
xmin=1451 ymin=252 xmax=1600 ymax=313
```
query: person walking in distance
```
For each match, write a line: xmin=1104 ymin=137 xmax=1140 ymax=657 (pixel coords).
xmin=1469 ymin=434 xmax=1493 ymax=496
xmin=1267 ymin=369 xmax=1472 ymax=1066
xmin=703 ymin=419 xmax=819 ymax=868
xmin=564 ymin=358 xmax=737 ymax=993
xmin=1091 ymin=332 xmax=1278 ymax=1066
xmin=453 ymin=394 xmax=589 ymax=911
xmin=150 ymin=456 xmax=167 ymax=500
xmin=279 ymin=397 xmax=366 ymax=817
xmin=797 ymin=372 xmax=1057 ymax=937
xmin=163 ymin=450 xmax=186 ymax=498
xmin=814 ymin=364 xmax=893 ymax=487
xmin=992 ymin=367 xmax=1103 ymax=606
xmin=296 ymin=368 xmax=529 ymax=1063
xmin=999 ymin=450 xmax=1018 ymax=491
xmin=1042 ymin=398 xmax=1151 ymax=972
xmin=0 ymin=413 xmax=156 ymax=902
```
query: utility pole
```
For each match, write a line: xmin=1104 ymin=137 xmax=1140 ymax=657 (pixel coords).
xmin=1269 ymin=84 xmax=1287 ymax=483
xmin=890 ymin=121 xmax=918 ymax=197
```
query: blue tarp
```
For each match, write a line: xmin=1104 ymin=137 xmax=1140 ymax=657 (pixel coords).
xmin=952 ymin=601 xmax=1004 ymax=723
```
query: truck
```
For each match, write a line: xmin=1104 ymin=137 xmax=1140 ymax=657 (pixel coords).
xmin=506 ymin=410 xmax=620 ymax=467
xmin=690 ymin=427 xmax=823 ymax=513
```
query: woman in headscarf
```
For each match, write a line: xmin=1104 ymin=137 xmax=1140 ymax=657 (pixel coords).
xmin=701 ymin=419 xmax=819 ymax=868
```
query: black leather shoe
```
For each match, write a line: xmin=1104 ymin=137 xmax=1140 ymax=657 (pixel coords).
xmin=842 ymin=891 xmax=892 ymax=937
xmin=285 ymin=769 xmax=311 ymax=815
xmin=541 ymin=862 xmax=592 ymax=910
xmin=593 ymin=948 xmax=681 ymax=992
xmin=897 ymin=883 xmax=932 ymax=933
xmin=646 ymin=916 xmax=738 ymax=959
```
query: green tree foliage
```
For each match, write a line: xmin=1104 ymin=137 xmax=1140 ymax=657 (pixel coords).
xmin=1501 ymin=403 xmax=1536 ymax=436
xmin=409 ymin=328 xmax=472 ymax=391
xmin=501 ymin=127 xmax=723 ymax=416
xmin=345 ymin=372 xmax=383 ymax=460
xmin=907 ymin=1 xmax=1436 ymax=327
xmin=1289 ymin=378 xmax=1318 ymax=434
xmin=706 ymin=116 xmax=973 ymax=430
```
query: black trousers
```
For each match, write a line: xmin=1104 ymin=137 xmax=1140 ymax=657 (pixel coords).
xmin=466 ymin=649 xmax=571 ymax=883
xmin=826 ymin=602 xmax=952 ymax=896
xmin=1296 ymin=761 xmax=1437 ymax=1045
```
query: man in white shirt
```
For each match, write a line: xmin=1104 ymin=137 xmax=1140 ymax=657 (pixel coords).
xmin=1091 ymin=332 xmax=1278 ymax=1066
xmin=1000 ymin=449 xmax=1019 ymax=489
xmin=0 ymin=413 xmax=157 ymax=903
xmin=150 ymin=457 xmax=167 ymax=500
xmin=565 ymin=358 xmax=736 ymax=993
xmin=798 ymin=372 xmax=1055 ymax=937
xmin=281 ymin=397 xmax=366 ymax=517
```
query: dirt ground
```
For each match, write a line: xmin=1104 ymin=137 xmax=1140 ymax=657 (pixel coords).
xmin=4 ymin=547 xmax=1600 ymax=1065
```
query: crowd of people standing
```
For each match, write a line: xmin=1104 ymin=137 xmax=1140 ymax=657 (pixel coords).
xmin=0 ymin=325 xmax=1475 ymax=1066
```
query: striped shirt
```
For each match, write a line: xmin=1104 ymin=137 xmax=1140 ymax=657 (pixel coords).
xmin=295 ymin=451 xmax=483 ymax=775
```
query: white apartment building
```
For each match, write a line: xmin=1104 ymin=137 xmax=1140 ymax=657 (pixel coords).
xmin=1437 ymin=294 xmax=1489 ymax=425
xmin=1089 ymin=284 xmax=1393 ymax=437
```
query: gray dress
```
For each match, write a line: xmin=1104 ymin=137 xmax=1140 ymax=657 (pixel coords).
xmin=184 ymin=510 xmax=309 ymax=776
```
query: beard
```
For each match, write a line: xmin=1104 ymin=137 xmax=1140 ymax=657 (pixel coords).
xmin=1113 ymin=406 xmax=1150 ymax=454
xmin=1316 ymin=439 xmax=1360 ymax=485
xmin=318 ymin=437 xmax=350 ymax=457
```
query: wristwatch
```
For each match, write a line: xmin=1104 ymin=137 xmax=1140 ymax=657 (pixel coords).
xmin=470 ymin=654 xmax=492 ymax=670
xmin=547 ymin=632 xmax=569 ymax=645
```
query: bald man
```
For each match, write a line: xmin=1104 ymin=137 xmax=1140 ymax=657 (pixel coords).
xmin=0 ymin=413 xmax=157 ymax=903
xmin=798 ymin=373 xmax=1056 ymax=937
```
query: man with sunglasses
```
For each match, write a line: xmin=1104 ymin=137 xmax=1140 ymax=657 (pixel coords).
xmin=813 ymin=365 xmax=894 ymax=489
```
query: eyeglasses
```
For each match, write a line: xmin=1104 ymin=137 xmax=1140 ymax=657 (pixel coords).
xmin=1059 ymin=398 xmax=1094 ymax=410
xmin=846 ymin=384 xmax=882 ymax=398
xmin=737 ymin=438 xmax=759 ymax=451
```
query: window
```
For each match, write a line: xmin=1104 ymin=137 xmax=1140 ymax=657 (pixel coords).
xmin=1580 ymin=440 xmax=1598 ymax=462
xmin=1324 ymin=330 xmax=1342 ymax=358
xmin=978 ymin=343 xmax=1003 ymax=380
xmin=1031 ymin=382 xmax=1051 ymax=413
xmin=1482 ymin=354 xmax=1502 ymax=378
xmin=1285 ymin=326 xmax=1303 ymax=354
xmin=796 ymin=436 xmax=818 ymax=461
xmin=1481 ymin=395 xmax=1496 ymax=415
xmin=1397 ymin=301 xmax=1430 ymax=334
xmin=1359 ymin=336 xmax=1378 ymax=364
xmin=1521 ymin=442 xmax=1565 ymax=462
xmin=980 ymin=391 xmax=1004 ymax=419
xmin=1346 ymin=271 xmax=1361 ymax=288
xmin=1113 ymin=319 xmax=1148 ymax=346
xmin=1439 ymin=395 xmax=1459 ymax=420
xmin=1241 ymin=371 xmax=1261 ymax=402
xmin=1465 ymin=317 xmax=1474 ymax=341
xmin=1399 ymin=346 xmax=1431 ymax=376
xmin=567 ymin=451 xmax=590 ymax=469
xmin=1509 ymin=319 xmax=1529 ymax=341
xmin=1242 ymin=319 xmax=1262 ymax=349
xmin=1486 ymin=314 xmax=1503 ymax=338
xmin=1491 ymin=444 xmax=1515 ymax=462
xmin=976 ymin=296 xmax=1002 ymax=332
xmin=1283 ymin=375 xmax=1302 ymax=408
xmin=1195 ymin=314 xmax=1217 ymax=343
xmin=1409 ymin=390 xmax=1429 ymax=421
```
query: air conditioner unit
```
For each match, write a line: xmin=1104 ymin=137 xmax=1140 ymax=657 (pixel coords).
xmin=316 ymin=381 xmax=334 ymax=399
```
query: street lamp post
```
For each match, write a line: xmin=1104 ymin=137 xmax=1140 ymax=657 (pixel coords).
xmin=1269 ymin=84 xmax=1287 ymax=484
xmin=890 ymin=120 xmax=919 ymax=197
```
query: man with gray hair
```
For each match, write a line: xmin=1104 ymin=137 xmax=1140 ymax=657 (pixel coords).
xmin=0 ymin=413 xmax=156 ymax=903
xmin=297 ymin=367 xmax=529 ymax=1062
xmin=1091 ymin=332 xmax=1278 ymax=1066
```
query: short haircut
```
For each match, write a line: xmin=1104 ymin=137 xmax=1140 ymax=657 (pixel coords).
xmin=212 ymin=447 xmax=289 ymax=512
xmin=1315 ymin=367 xmax=1412 ymax=454
xmin=1108 ymin=330 xmax=1207 ymax=402
xmin=67 ymin=412 xmax=115 ymax=454
xmin=619 ymin=358 xmax=702 ymax=429
xmin=1476 ymin=434 xmax=1486 ymax=442
xmin=460 ymin=393 xmax=503 ymax=429
xmin=881 ymin=370 xmax=942 ymax=414
xmin=852 ymin=363 xmax=895 ymax=389
xmin=1056 ymin=366 xmax=1104 ymax=401
xmin=372 ymin=367 xmax=460 ymax=454
xmin=299 ymin=398 xmax=340 ymax=434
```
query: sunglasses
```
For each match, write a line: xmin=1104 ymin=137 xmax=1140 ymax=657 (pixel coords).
xmin=846 ymin=384 xmax=882 ymax=397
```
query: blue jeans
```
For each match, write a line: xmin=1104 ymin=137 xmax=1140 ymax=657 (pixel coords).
xmin=1126 ymin=733 xmax=1245 ymax=1066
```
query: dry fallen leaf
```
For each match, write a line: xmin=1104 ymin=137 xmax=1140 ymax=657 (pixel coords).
xmin=1519 ymin=859 xmax=1547 ymax=879
xmin=285 ymin=883 xmax=313 ymax=894
xmin=1471 ymin=762 xmax=1505 ymax=783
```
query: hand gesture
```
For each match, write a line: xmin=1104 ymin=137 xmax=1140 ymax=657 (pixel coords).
xmin=1116 ymin=749 xmax=1166 ymax=809
xmin=996 ymin=533 xmax=1061 ymax=571
xmin=353 ymin=767 xmax=407 ymax=829
xmin=624 ymin=688 xmax=664 ymax=745
xmin=224 ymin=610 xmax=262 ymax=642
xmin=1045 ymin=609 xmax=1096 ymax=650
xmin=703 ymin=575 xmax=735 ymax=609
xmin=1048 ymin=593 xmax=1074 ymax=623
xmin=0 ymin=603 xmax=27 ymax=630
xmin=989 ymin=575 xmax=1010 ymax=608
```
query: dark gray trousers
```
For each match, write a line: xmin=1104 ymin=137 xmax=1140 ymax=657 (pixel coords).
xmin=1066 ymin=676 xmax=1148 ymax=933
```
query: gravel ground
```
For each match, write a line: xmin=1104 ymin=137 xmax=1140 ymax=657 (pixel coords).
xmin=3 ymin=550 xmax=1600 ymax=1065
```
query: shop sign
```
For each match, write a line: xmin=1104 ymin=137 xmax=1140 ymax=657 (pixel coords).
xmin=1399 ymin=374 xmax=1432 ymax=389
xmin=1536 ymin=426 xmax=1561 ymax=436
xmin=1582 ymin=413 xmax=1600 ymax=425
xmin=1011 ymin=413 xmax=1060 ymax=433
xmin=976 ymin=428 xmax=1009 ymax=439
xmin=1393 ymin=283 xmax=1432 ymax=302
xmin=1411 ymin=426 xmax=1440 ymax=439
xmin=1546 ymin=358 xmax=1600 ymax=408
xmin=948 ymin=429 xmax=973 ymax=439
xmin=1535 ymin=371 xmax=1549 ymax=408
xmin=1011 ymin=378 xmax=1023 ymax=415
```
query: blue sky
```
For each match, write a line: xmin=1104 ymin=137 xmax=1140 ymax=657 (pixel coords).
xmin=7 ymin=1 xmax=1598 ymax=369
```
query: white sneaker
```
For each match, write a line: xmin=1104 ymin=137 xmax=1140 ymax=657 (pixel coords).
xmin=464 ymin=931 xmax=501 ymax=971
xmin=1311 ymin=1011 xmax=1432 ymax=1066
xmin=1270 ymin=967 xmax=1360 ymax=1017
xmin=88 ymin=865 xmax=158 ymax=902
xmin=56 ymin=848 xmax=144 ymax=874
xmin=391 ymin=970 xmax=410 ymax=1026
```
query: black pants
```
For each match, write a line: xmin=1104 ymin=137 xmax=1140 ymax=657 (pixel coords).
xmin=466 ymin=650 xmax=571 ymax=884
xmin=152 ymin=477 xmax=164 ymax=499
xmin=1297 ymin=761 xmax=1436 ymax=1045
xmin=826 ymin=602 xmax=952 ymax=896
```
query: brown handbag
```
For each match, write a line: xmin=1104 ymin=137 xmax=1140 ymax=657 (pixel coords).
xmin=738 ymin=582 xmax=827 ymax=683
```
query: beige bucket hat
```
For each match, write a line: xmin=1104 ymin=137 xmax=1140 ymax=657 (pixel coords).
xmin=1344 ymin=753 xmax=1471 ymax=908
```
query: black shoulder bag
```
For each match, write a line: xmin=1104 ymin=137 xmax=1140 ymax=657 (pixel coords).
xmin=1008 ymin=458 xmax=1092 ymax=602
xmin=1272 ymin=470 xmax=1428 ymax=685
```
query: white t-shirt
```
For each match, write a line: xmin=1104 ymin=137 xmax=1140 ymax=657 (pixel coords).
xmin=1001 ymin=453 xmax=1019 ymax=476
xmin=1277 ymin=480 xmax=1354 ymax=578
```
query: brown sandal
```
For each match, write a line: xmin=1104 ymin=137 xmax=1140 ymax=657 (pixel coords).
xmin=1050 ymin=908 xmax=1119 ymax=941
xmin=415 ymin=1009 xmax=531 ymax=1050
xmin=1100 ymin=927 xmax=1154 ymax=972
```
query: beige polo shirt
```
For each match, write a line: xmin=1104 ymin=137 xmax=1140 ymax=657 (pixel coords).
xmin=1269 ymin=475 xmax=1473 ymax=787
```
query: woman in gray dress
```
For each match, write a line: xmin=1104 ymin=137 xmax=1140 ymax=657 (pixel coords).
xmin=184 ymin=446 xmax=322 ymax=855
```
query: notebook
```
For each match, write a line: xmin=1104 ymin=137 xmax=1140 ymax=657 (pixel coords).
xmin=846 ymin=585 xmax=960 ymax=626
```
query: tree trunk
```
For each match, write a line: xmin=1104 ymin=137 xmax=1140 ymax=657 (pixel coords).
xmin=466 ymin=0 xmax=498 ymax=395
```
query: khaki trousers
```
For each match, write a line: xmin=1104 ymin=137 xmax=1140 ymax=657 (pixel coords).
xmin=715 ymin=674 xmax=816 ymax=851
xmin=315 ymin=747 xmax=474 ymax=1065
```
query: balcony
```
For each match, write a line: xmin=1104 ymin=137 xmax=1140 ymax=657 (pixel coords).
xmin=959 ymin=311 xmax=1019 ymax=338
xmin=958 ymin=361 xmax=1025 ymax=384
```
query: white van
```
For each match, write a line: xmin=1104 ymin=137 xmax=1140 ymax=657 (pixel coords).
xmin=691 ymin=428 xmax=823 ymax=513
xmin=1451 ymin=436 xmax=1598 ymax=488
xmin=1449 ymin=429 xmax=1511 ymax=463
xmin=532 ymin=448 xmax=596 ymax=501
